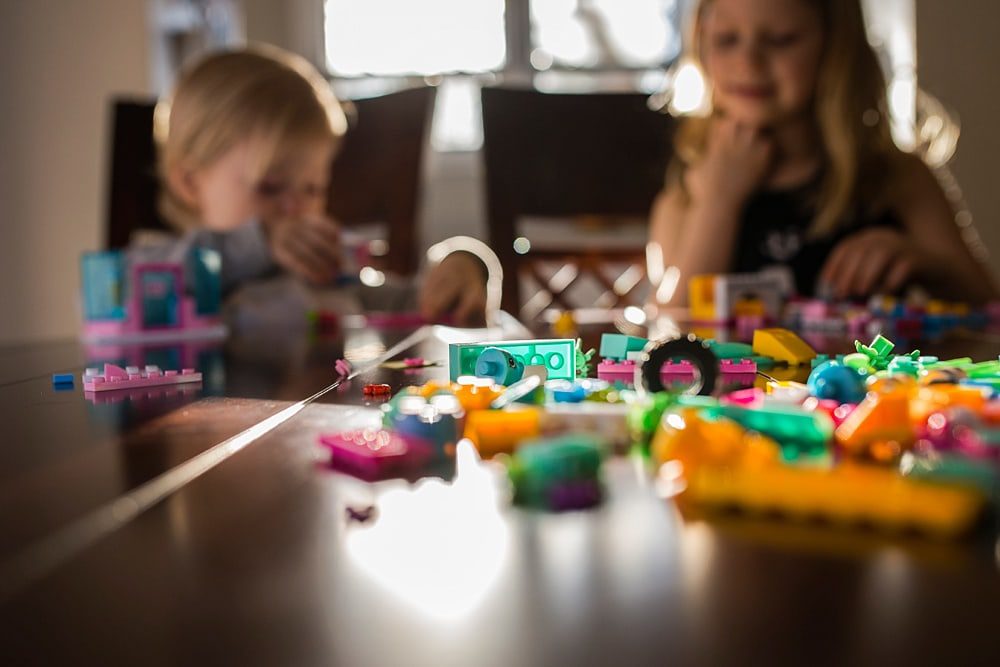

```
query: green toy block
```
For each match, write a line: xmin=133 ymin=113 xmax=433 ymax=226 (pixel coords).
xmin=706 ymin=340 xmax=755 ymax=360
xmin=449 ymin=339 xmax=577 ymax=382
xmin=599 ymin=334 xmax=648 ymax=361
xmin=710 ymin=402 xmax=833 ymax=461
xmin=508 ymin=434 xmax=607 ymax=509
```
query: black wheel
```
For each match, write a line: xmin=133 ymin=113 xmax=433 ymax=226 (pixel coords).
xmin=639 ymin=334 xmax=718 ymax=396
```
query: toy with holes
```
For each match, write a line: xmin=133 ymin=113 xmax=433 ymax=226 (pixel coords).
xmin=505 ymin=434 xmax=608 ymax=511
xmin=82 ymin=363 xmax=201 ymax=392
xmin=597 ymin=333 xmax=758 ymax=385
xmin=449 ymin=339 xmax=576 ymax=383
xmin=81 ymin=249 xmax=226 ymax=343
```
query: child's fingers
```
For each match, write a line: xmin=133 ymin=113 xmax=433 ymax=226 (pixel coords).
xmin=882 ymin=255 xmax=916 ymax=293
xmin=854 ymin=245 xmax=897 ymax=296
xmin=283 ymin=234 xmax=335 ymax=283
xmin=818 ymin=241 xmax=852 ymax=295
xmin=418 ymin=279 xmax=455 ymax=319
xmin=453 ymin=286 xmax=487 ymax=327
xmin=830 ymin=241 xmax=871 ymax=299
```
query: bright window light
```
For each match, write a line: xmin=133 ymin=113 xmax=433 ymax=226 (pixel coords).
xmin=325 ymin=0 xmax=506 ymax=76
xmin=530 ymin=0 xmax=680 ymax=69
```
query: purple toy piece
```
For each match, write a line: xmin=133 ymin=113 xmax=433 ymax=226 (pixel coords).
xmin=547 ymin=479 xmax=602 ymax=510
xmin=82 ymin=363 xmax=201 ymax=392
xmin=318 ymin=428 xmax=433 ymax=481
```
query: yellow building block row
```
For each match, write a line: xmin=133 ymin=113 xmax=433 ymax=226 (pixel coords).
xmin=685 ymin=464 xmax=986 ymax=538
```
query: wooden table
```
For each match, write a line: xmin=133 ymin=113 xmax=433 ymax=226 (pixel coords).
xmin=1 ymin=322 xmax=999 ymax=666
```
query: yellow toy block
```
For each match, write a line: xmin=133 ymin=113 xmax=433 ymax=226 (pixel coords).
xmin=686 ymin=464 xmax=985 ymax=538
xmin=689 ymin=275 xmax=718 ymax=322
xmin=752 ymin=328 xmax=816 ymax=365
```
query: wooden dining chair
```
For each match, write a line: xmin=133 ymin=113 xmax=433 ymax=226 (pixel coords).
xmin=480 ymin=86 xmax=674 ymax=317
xmin=106 ymin=86 xmax=436 ymax=275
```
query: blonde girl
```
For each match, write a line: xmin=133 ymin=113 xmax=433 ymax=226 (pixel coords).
xmin=649 ymin=0 xmax=997 ymax=303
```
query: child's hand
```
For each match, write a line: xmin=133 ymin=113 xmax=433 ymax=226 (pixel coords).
xmin=264 ymin=216 xmax=343 ymax=285
xmin=419 ymin=252 xmax=488 ymax=327
xmin=686 ymin=118 xmax=773 ymax=209
xmin=819 ymin=228 xmax=926 ymax=299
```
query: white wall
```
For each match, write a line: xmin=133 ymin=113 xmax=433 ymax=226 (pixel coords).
xmin=0 ymin=0 xmax=149 ymax=345
xmin=916 ymin=0 xmax=1000 ymax=277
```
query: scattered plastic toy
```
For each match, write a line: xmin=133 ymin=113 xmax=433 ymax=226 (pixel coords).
xmin=82 ymin=363 xmax=201 ymax=392
xmin=362 ymin=383 xmax=392 ymax=397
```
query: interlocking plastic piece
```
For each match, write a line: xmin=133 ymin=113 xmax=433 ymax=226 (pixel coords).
xmin=597 ymin=359 xmax=639 ymax=383
xmin=834 ymin=389 xmax=915 ymax=459
xmin=449 ymin=339 xmax=576 ymax=382
xmin=765 ymin=380 xmax=811 ymax=404
xmin=807 ymin=360 xmax=867 ymax=404
xmin=82 ymin=363 xmax=201 ymax=392
xmin=599 ymin=334 xmax=648 ymax=362
xmin=52 ymin=373 xmax=74 ymax=387
xmin=475 ymin=347 xmax=525 ymax=386
xmin=547 ymin=379 xmax=588 ymax=403
xmin=640 ymin=334 xmax=718 ymax=396
xmin=713 ymin=402 xmax=833 ymax=460
xmin=363 ymin=383 xmax=392 ymax=397
xmin=463 ymin=408 xmax=541 ymax=458
xmin=507 ymin=434 xmax=607 ymax=510
xmin=452 ymin=376 xmax=502 ymax=411
xmin=752 ymin=328 xmax=816 ymax=365
xmin=383 ymin=392 xmax=465 ymax=450
xmin=706 ymin=340 xmax=755 ymax=360
xmin=318 ymin=428 xmax=433 ymax=481
xmin=491 ymin=375 xmax=544 ymax=409
xmin=685 ymin=463 xmax=985 ymax=537
xmin=720 ymin=358 xmax=757 ymax=374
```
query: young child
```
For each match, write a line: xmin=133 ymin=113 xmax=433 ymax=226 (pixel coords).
xmin=649 ymin=0 xmax=998 ymax=305
xmin=149 ymin=45 xmax=487 ymax=325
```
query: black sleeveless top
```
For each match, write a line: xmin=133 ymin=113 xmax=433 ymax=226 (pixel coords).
xmin=732 ymin=177 xmax=902 ymax=296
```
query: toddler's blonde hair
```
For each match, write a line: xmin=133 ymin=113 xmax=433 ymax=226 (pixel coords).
xmin=154 ymin=45 xmax=348 ymax=229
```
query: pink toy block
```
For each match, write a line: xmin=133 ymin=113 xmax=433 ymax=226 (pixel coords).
xmin=318 ymin=428 xmax=432 ymax=481
xmin=722 ymin=387 xmax=765 ymax=407
xmin=597 ymin=359 xmax=639 ymax=383
xmin=720 ymin=358 xmax=757 ymax=374
xmin=82 ymin=363 xmax=201 ymax=392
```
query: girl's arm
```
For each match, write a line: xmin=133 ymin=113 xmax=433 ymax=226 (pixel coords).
xmin=893 ymin=154 xmax=998 ymax=302
xmin=820 ymin=154 xmax=998 ymax=303
xmin=648 ymin=185 xmax=744 ymax=306
xmin=648 ymin=119 xmax=773 ymax=306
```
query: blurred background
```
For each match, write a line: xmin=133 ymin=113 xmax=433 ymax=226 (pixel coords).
xmin=0 ymin=0 xmax=997 ymax=344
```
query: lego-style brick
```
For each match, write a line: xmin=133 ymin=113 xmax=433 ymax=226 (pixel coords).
xmin=752 ymin=328 xmax=816 ymax=365
xmin=449 ymin=339 xmax=576 ymax=382
xmin=598 ymin=334 xmax=648 ymax=362
xmin=82 ymin=363 xmax=201 ymax=392
xmin=318 ymin=429 xmax=432 ymax=481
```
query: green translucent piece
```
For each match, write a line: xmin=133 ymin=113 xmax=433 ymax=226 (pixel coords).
xmin=843 ymin=352 xmax=872 ymax=371
xmin=869 ymin=334 xmax=895 ymax=358
xmin=887 ymin=356 xmax=921 ymax=377
xmin=575 ymin=341 xmax=596 ymax=378
xmin=922 ymin=357 xmax=973 ymax=370
xmin=628 ymin=393 xmax=678 ymax=452
xmin=710 ymin=402 xmax=833 ymax=460
xmin=966 ymin=361 xmax=1000 ymax=379
xmin=599 ymin=334 xmax=648 ymax=360
xmin=449 ymin=339 xmax=576 ymax=382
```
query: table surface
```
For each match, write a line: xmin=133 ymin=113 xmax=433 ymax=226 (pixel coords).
xmin=1 ymin=320 xmax=999 ymax=666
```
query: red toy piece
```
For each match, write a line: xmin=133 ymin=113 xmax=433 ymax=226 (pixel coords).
xmin=363 ymin=383 xmax=392 ymax=397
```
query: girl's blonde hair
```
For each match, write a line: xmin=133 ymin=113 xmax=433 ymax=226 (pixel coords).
xmin=154 ymin=45 xmax=348 ymax=229
xmin=672 ymin=0 xmax=903 ymax=236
